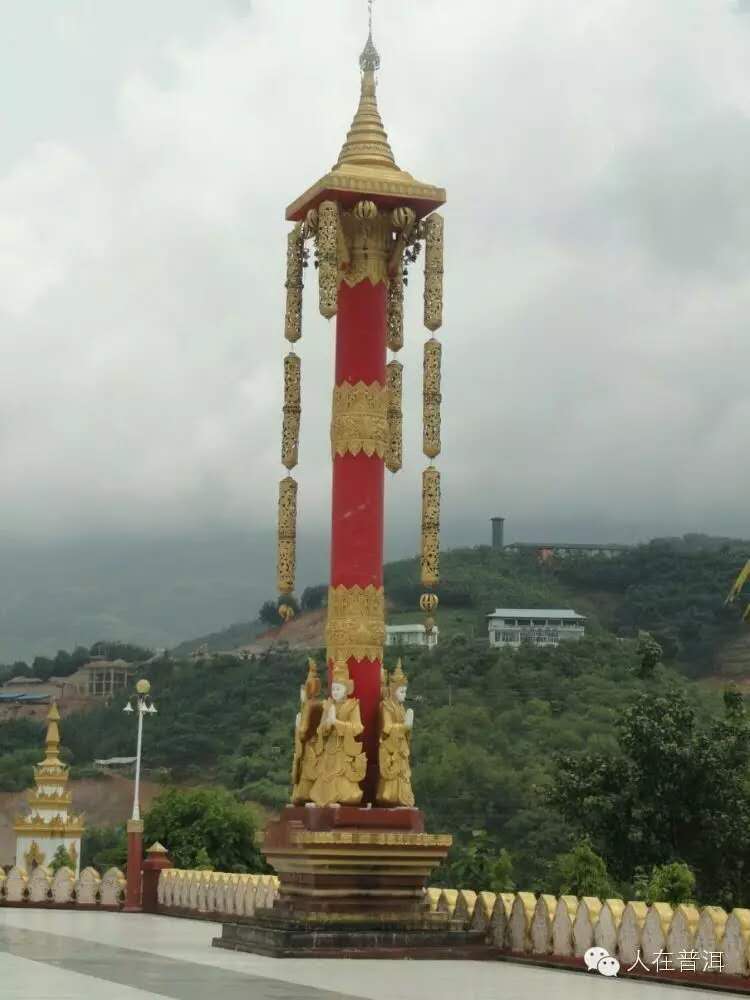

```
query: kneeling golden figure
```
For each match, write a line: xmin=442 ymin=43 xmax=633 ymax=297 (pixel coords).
xmin=309 ymin=659 xmax=366 ymax=807
xmin=291 ymin=659 xmax=323 ymax=805
xmin=376 ymin=659 xmax=415 ymax=808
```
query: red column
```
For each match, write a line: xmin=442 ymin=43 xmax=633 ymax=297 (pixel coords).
xmin=123 ymin=819 xmax=143 ymax=912
xmin=141 ymin=843 xmax=173 ymax=913
xmin=330 ymin=278 xmax=386 ymax=804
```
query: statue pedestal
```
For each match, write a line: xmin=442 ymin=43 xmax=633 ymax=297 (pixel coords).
xmin=212 ymin=807 xmax=491 ymax=958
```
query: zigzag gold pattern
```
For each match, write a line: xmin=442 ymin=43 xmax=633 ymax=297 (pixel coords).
xmin=331 ymin=381 xmax=388 ymax=459
xmin=326 ymin=584 xmax=385 ymax=664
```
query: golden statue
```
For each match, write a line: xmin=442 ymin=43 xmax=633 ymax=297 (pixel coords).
xmin=291 ymin=659 xmax=323 ymax=805
xmin=376 ymin=659 xmax=415 ymax=808
xmin=309 ymin=660 xmax=366 ymax=807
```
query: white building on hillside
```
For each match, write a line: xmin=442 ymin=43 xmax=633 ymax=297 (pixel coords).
xmin=385 ymin=624 xmax=439 ymax=649
xmin=488 ymin=609 xmax=586 ymax=649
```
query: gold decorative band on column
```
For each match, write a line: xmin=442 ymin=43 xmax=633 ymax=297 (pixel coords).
xmin=317 ymin=201 xmax=340 ymax=319
xmin=385 ymin=361 xmax=403 ymax=473
xmin=421 ymin=467 xmax=441 ymax=587
xmin=387 ymin=270 xmax=404 ymax=351
xmin=281 ymin=352 xmax=301 ymax=470
xmin=423 ymin=338 xmax=442 ymax=459
xmin=284 ymin=223 xmax=304 ymax=343
xmin=277 ymin=476 xmax=298 ymax=595
xmin=423 ymin=213 xmax=444 ymax=332
xmin=325 ymin=584 xmax=385 ymax=664
xmin=331 ymin=381 xmax=388 ymax=459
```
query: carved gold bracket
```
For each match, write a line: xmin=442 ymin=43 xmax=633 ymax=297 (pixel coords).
xmin=284 ymin=223 xmax=304 ymax=343
xmin=387 ymin=270 xmax=404 ymax=351
xmin=317 ymin=201 xmax=340 ymax=318
xmin=423 ymin=338 xmax=442 ymax=459
xmin=423 ymin=213 xmax=444 ymax=332
xmin=421 ymin=467 xmax=440 ymax=587
xmin=281 ymin=352 xmax=301 ymax=470
xmin=326 ymin=584 xmax=385 ymax=663
xmin=331 ymin=381 xmax=388 ymax=459
xmin=277 ymin=476 xmax=298 ymax=595
xmin=386 ymin=360 xmax=403 ymax=473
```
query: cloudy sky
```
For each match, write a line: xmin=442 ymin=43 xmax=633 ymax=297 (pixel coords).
xmin=2 ymin=0 xmax=750 ymax=655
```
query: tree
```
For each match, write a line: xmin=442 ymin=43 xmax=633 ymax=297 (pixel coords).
xmin=301 ymin=585 xmax=327 ymax=611
xmin=258 ymin=596 xmax=299 ymax=627
xmin=636 ymin=631 xmax=663 ymax=678
xmin=81 ymin=825 xmax=127 ymax=872
xmin=634 ymin=862 xmax=696 ymax=905
xmin=49 ymin=845 xmax=75 ymax=873
xmin=550 ymin=687 xmax=750 ymax=906
xmin=551 ymin=840 xmax=617 ymax=898
xmin=143 ymin=787 xmax=265 ymax=873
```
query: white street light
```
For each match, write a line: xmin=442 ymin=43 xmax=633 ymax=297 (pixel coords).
xmin=123 ymin=678 xmax=157 ymax=822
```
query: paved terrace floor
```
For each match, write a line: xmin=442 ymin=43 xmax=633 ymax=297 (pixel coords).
xmin=0 ymin=908 xmax=727 ymax=1000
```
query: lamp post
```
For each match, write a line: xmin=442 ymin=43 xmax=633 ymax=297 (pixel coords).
xmin=122 ymin=678 xmax=157 ymax=912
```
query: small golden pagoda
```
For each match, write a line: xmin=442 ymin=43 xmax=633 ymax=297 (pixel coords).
xmin=13 ymin=702 xmax=85 ymax=875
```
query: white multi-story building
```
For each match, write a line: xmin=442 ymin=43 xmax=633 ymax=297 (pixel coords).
xmin=385 ymin=624 xmax=439 ymax=649
xmin=487 ymin=608 xmax=586 ymax=649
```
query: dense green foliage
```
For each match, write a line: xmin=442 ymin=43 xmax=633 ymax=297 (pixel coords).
xmin=49 ymin=845 xmax=76 ymax=873
xmin=551 ymin=687 xmax=750 ymax=907
xmin=550 ymin=840 xmax=617 ymax=898
xmin=80 ymin=825 xmax=127 ymax=872
xmin=4 ymin=538 xmax=750 ymax=898
xmin=143 ymin=788 xmax=265 ymax=873
xmin=633 ymin=862 xmax=696 ymax=906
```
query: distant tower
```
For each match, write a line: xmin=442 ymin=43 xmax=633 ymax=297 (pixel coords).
xmin=491 ymin=517 xmax=505 ymax=549
xmin=14 ymin=703 xmax=84 ymax=875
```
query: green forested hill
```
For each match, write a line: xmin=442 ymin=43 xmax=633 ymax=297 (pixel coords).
xmin=2 ymin=535 xmax=750 ymax=900
xmin=178 ymin=535 xmax=750 ymax=677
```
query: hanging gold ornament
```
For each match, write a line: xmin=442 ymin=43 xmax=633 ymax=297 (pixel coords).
xmin=385 ymin=360 xmax=403 ymax=473
xmin=284 ymin=223 xmax=304 ymax=343
xmin=387 ymin=270 xmax=404 ymax=352
xmin=423 ymin=213 xmax=444 ymax=332
xmin=317 ymin=201 xmax=339 ymax=319
xmin=421 ymin=467 xmax=441 ymax=587
xmin=423 ymin=338 xmax=442 ymax=459
xmin=277 ymin=476 xmax=298 ymax=596
xmin=278 ymin=603 xmax=296 ymax=623
xmin=281 ymin=352 xmax=301 ymax=470
xmin=420 ymin=593 xmax=439 ymax=614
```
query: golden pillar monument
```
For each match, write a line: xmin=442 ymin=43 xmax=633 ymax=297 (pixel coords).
xmin=214 ymin=4 xmax=480 ymax=958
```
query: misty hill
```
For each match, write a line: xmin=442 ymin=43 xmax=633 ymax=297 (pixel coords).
xmin=0 ymin=631 xmax=732 ymax=893
xmin=0 ymin=531 xmax=275 ymax=663
xmin=179 ymin=536 xmax=750 ymax=679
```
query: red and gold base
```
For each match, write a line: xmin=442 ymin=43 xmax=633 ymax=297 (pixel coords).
xmin=261 ymin=806 xmax=448 ymax=916
xmin=212 ymin=808 xmax=492 ymax=958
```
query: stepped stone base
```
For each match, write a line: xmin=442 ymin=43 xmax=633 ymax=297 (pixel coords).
xmin=210 ymin=805 xmax=474 ymax=957
xmin=213 ymin=910 xmax=495 ymax=959
xmin=261 ymin=806 xmax=451 ymax=916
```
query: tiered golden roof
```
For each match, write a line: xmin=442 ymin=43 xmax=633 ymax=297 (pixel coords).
xmin=13 ymin=702 xmax=84 ymax=835
xmin=286 ymin=27 xmax=445 ymax=222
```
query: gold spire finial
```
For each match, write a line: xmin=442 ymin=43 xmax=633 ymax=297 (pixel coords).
xmin=44 ymin=701 xmax=62 ymax=762
xmin=336 ymin=0 xmax=395 ymax=170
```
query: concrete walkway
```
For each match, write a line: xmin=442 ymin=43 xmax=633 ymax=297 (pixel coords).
xmin=0 ymin=908 xmax=728 ymax=1000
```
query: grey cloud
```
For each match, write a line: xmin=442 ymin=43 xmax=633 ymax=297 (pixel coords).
xmin=2 ymin=0 xmax=750 ymax=656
